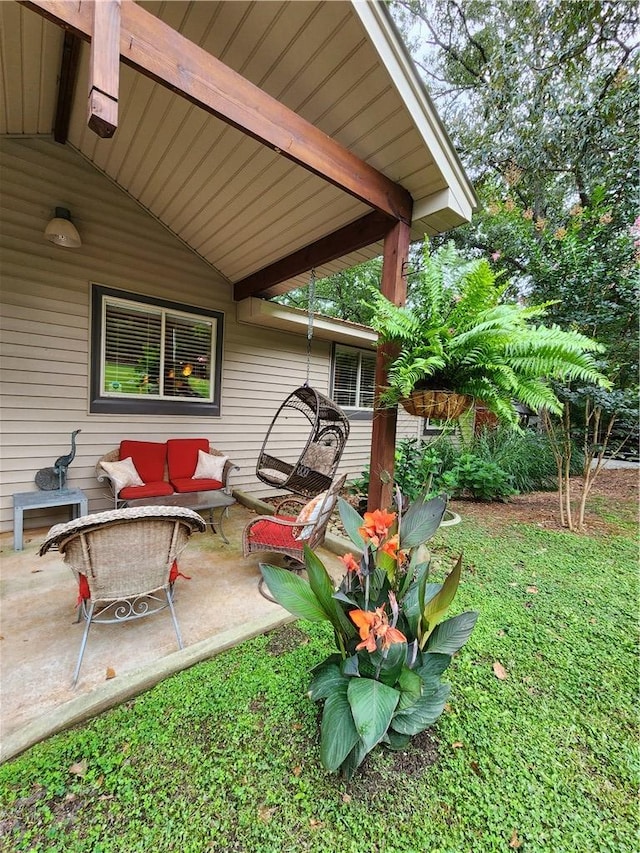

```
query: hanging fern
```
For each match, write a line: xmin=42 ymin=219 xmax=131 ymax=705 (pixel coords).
xmin=369 ymin=238 xmax=610 ymax=424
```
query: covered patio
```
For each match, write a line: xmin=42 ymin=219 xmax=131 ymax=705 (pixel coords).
xmin=0 ymin=0 xmax=476 ymax=524
xmin=0 ymin=497 xmax=349 ymax=763
xmin=0 ymin=0 xmax=476 ymax=761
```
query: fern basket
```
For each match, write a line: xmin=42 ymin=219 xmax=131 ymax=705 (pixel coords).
xmin=400 ymin=389 xmax=473 ymax=420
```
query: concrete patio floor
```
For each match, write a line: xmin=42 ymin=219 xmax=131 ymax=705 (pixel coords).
xmin=0 ymin=498 xmax=348 ymax=763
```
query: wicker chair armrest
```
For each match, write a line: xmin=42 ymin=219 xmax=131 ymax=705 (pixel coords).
xmin=95 ymin=449 xmax=120 ymax=493
xmin=207 ymin=445 xmax=239 ymax=493
xmin=245 ymin=514 xmax=303 ymax=531
xmin=222 ymin=461 xmax=240 ymax=493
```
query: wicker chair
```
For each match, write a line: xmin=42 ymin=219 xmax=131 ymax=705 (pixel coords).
xmin=39 ymin=506 xmax=206 ymax=686
xmin=243 ymin=474 xmax=346 ymax=566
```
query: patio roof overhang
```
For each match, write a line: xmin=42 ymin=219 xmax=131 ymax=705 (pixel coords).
xmin=3 ymin=0 xmax=477 ymax=511
xmin=3 ymin=0 xmax=477 ymax=298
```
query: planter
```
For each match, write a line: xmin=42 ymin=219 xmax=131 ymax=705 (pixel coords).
xmin=474 ymin=400 xmax=499 ymax=433
xmin=399 ymin=389 xmax=473 ymax=420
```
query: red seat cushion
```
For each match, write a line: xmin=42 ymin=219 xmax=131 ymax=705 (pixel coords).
xmin=119 ymin=481 xmax=174 ymax=500
xmin=248 ymin=517 xmax=300 ymax=549
xmin=169 ymin=559 xmax=191 ymax=583
xmin=78 ymin=562 xmax=188 ymax=605
xmin=170 ymin=477 xmax=222 ymax=493
xmin=120 ymin=441 xmax=167 ymax=484
xmin=167 ymin=438 xmax=209 ymax=480
xmin=77 ymin=573 xmax=90 ymax=604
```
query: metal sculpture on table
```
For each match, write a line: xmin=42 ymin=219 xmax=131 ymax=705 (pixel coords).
xmin=35 ymin=429 xmax=82 ymax=490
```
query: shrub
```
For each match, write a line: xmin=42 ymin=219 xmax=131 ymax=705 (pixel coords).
xmin=438 ymin=452 xmax=516 ymax=501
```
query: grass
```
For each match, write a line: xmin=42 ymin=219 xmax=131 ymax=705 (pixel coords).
xmin=0 ymin=517 xmax=637 ymax=852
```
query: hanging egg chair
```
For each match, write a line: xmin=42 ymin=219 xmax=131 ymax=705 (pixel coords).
xmin=256 ymin=385 xmax=350 ymax=499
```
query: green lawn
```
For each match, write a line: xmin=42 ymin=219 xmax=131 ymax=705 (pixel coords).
xmin=0 ymin=517 xmax=637 ymax=852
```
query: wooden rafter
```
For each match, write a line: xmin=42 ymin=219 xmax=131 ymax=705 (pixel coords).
xmin=53 ymin=30 xmax=81 ymax=144
xmin=233 ymin=211 xmax=394 ymax=301
xmin=21 ymin=0 xmax=413 ymax=224
xmin=87 ymin=0 xmax=120 ymax=138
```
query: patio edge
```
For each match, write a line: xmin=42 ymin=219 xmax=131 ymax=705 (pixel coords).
xmin=1 ymin=611 xmax=293 ymax=765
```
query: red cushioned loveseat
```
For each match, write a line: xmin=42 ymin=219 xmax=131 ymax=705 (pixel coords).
xmin=96 ymin=439 xmax=238 ymax=508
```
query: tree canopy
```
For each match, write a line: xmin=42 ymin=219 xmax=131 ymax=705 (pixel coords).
xmin=392 ymin=0 xmax=639 ymax=385
xmin=274 ymin=1 xmax=638 ymax=387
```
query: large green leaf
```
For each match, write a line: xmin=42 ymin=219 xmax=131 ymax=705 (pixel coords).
xmin=259 ymin=564 xmax=328 ymax=622
xmin=425 ymin=611 xmax=479 ymax=656
xmin=342 ymin=654 xmax=360 ymax=677
xmin=308 ymin=663 xmax=346 ymax=702
xmin=320 ymin=687 xmax=360 ymax=773
xmin=368 ymin=568 xmax=390 ymax=605
xmin=333 ymin=590 xmax=357 ymax=607
xmin=337 ymin=498 xmax=365 ymax=550
xmin=340 ymin=738 xmax=369 ymax=781
xmin=396 ymin=666 xmax=424 ymax=711
xmin=400 ymin=495 xmax=447 ymax=549
xmin=304 ymin=546 xmax=355 ymax=638
xmin=371 ymin=641 xmax=407 ymax=687
xmin=384 ymin=729 xmax=412 ymax=751
xmin=355 ymin=652 xmax=378 ymax=680
xmin=404 ymin=581 xmax=442 ymax=620
xmin=398 ymin=545 xmax=430 ymax=599
xmin=347 ymin=678 xmax=400 ymax=752
xmin=405 ymin=581 xmax=441 ymax=639
xmin=419 ymin=554 xmax=463 ymax=645
xmin=415 ymin=652 xmax=452 ymax=683
xmin=376 ymin=547 xmax=397 ymax=583
xmin=391 ymin=682 xmax=450 ymax=736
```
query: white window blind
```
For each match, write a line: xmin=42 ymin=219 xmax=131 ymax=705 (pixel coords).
xmin=332 ymin=345 xmax=376 ymax=409
xmin=102 ymin=296 xmax=215 ymax=402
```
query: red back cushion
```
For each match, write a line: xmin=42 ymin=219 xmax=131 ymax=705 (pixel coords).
xmin=119 ymin=441 xmax=167 ymax=484
xmin=167 ymin=438 xmax=209 ymax=480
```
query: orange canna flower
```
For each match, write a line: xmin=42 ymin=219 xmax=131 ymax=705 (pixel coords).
xmin=358 ymin=509 xmax=397 ymax=547
xmin=350 ymin=604 xmax=407 ymax=653
xmin=340 ymin=553 xmax=361 ymax=574
xmin=379 ymin=534 xmax=400 ymax=560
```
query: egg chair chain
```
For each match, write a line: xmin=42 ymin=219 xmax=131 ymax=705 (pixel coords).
xmin=305 ymin=268 xmax=316 ymax=386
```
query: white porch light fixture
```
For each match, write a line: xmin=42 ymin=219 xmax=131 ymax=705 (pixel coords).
xmin=44 ymin=207 xmax=82 ymax=248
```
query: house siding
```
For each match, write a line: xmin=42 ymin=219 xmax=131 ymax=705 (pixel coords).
xmin=0 ymin=137 xmax=415 ymax=535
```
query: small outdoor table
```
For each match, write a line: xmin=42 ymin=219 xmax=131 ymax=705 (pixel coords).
xmin=124 ymin=490 xmax=236 ymax=544
xmin=13 ymin=488 xmax=89 ymax=551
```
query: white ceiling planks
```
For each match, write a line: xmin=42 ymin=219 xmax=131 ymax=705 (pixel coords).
xmin=2 ymin=0 xmax=475 ymax=292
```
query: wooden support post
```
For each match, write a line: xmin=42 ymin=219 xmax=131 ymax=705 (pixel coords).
xmin=88 ymin=0 xmax=121 ymax=138
xmin=368 ymin=220 xmax=412 ymax=512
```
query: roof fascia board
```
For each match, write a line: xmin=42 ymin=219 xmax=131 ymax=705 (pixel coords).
xmin=351 ymin=1 xmax=478 ymax=222
xmin=236 ymin=298 xmax=378 ymax=347
xmin=413 ymin=187 xmax=464 ymax=221
xmin=20 ymin=0 xmax=413 ymax=223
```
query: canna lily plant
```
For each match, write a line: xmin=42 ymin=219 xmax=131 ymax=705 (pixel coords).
xmin=260 ymin=492 xmax=478 ymax=780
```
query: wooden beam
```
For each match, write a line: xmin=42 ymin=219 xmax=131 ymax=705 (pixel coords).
xmin=53 ymin=30 xmax=81 ymax=143
xmin=20 ymin=0 xmax=413 ymax=224
xmin=233 ymin=211 xmax=393 ymax=301
xmin=88 ymin=0 xmax=120 ymax=138
xmin=368 ymin=219 xmax=412 ymax=512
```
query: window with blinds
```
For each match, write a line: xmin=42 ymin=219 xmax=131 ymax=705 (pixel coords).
xmin=91 ymin=285 xmax=223 ymax=416
xmin=332 ymin=345 xmax=377 ymax=410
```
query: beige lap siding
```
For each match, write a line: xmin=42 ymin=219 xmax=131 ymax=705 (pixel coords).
xmin=0 ymin=137 xmax=383 ymax=533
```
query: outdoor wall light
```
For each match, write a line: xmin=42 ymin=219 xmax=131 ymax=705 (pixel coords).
xmin=44 ymin=207 xmax=82 ymax=248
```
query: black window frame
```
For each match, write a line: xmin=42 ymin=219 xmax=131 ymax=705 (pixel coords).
xmin=90 ymin=284 xmax=224 ymax=416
